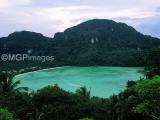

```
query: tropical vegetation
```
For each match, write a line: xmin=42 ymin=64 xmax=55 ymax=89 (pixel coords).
xmin=0 ymin=19 xmax=160 ymax=120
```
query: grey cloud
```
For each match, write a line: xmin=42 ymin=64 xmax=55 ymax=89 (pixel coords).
xmin=109 ymin=16 xmax=160 ymax=38
xmin=30 ymin=0 xmax=85 ymax=7
xmin=29 ymin=0 xmax=136 ymax=8
xmin=0 ymin=0 xmax=160 ymax=38
xmin=134 ymin=16 xmax=160 ymax=38
xmin=156 ymin=7 xmax=160 ymax=12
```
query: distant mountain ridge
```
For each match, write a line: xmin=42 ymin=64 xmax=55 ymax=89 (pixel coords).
xmin=0 ymin=19 xmax=160 ymax=70
xmin=54 ymin=19 xmax=159 ymax=48
xmin=52 ymin=19 xmax=160 ymax=66
xmin=0 ymin=31 xmax=52 ymax=54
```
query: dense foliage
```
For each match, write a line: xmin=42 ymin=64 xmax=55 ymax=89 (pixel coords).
xmin=0 ymin=107 xmax=16 ymax=120
xmin=0 ymin=72 xmax=160 ymax=120
xmin=145 ymin=47 xmax=160 ymax=78
xmin=0 ymin=31 xmax=51 ymax=54
xmin=1 ymin=19 xmax=160 ymax=71
xmin=0 ymin=19 xmax=160 ymax=120
xmin=53 ymin=19 xmax=160 ymax=66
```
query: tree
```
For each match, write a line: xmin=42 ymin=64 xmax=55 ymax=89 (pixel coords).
xmin=132 ymin=76 xmax=160 ymax=120
xmin=0 ymin=107 xmax=16 ymax=120
xmin=0 ymin=72 xmax=28 ymax=94
xmin=126 ymin=80 xmax=136 ymax=88
xmin=79 ymin=118 xmax=95 ymax=120
xmin=145 ymin=47 xmax=160 ymax=78
xmin=76 ymin=86 xmax=91 ymax=99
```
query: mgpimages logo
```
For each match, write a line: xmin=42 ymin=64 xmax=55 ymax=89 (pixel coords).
xmin=1 ymin=54 xmax=55 ymax=62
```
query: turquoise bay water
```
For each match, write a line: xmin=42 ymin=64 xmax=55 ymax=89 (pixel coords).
xmin=14 ymin=67 xmax=143 ymax=98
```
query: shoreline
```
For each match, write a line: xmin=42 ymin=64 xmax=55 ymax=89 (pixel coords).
xmin=14 ymin=66 xmax=71 ymax=78
xmin=14 ymin=66 xmax=144 ymax=78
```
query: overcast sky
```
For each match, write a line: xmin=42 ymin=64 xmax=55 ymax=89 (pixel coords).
xmin=0 ymin=0 xmax=160 ymax=38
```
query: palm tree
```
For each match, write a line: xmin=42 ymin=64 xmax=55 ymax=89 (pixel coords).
xmin=0 ymin=72 xmax=28 ymax=94
xmin=76 ymin=86 xmax=91 ymax=99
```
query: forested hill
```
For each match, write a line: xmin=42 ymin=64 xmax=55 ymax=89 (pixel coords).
xmin=0 ymin=19 xmax=160 ymax=70
xmin=52 ymin=19 xmax=160 ymax=66
xmin=54 ymin=19 xmax=160 ymax=49
xmin=0 ymin=31 xmax=52 ymax=54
